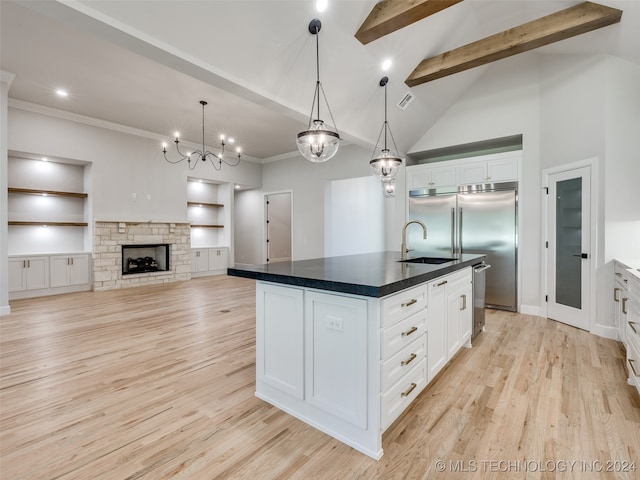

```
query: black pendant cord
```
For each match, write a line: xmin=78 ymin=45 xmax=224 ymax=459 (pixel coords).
xmin=315 ymin=29 xmax=320 ymax=122
xmin=384 ymin=82 xmax=388 ymax=152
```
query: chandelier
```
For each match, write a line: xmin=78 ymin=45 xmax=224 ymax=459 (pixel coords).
xmin=296 ymin=18 xmax=340 ymax=163
xmin=370 ymin=77 xmax=402 ymax=196
xmin=163 ymin=100 xmax=241 ymax=171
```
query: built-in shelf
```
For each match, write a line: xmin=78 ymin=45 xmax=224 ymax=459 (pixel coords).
xmin=191 ymin=224 xmax=224 ymax=229
xmin=187 ymin=201 xmax=223 ymax=208
xmin=8 ymin=221 xmax=89 ymax=227
xmin=8 ymin=187 xmax=88 ymax=198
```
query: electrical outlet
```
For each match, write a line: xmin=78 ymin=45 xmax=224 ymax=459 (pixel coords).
xmin=327 ymin=316 xmax=342 ymax=332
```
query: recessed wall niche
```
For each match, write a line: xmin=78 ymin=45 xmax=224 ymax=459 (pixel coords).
xmin=187 ymin=178 xmax=231 ymax=249
xmin=7 ymin=155 xmax=90 ymax=255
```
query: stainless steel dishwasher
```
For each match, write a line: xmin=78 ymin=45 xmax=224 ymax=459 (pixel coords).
xmin=472 ymin=261 xmax=491 ymax=339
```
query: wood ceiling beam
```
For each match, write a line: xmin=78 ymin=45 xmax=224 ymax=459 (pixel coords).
xmin=355 ymin=0 xmax=463 ymax=45
xmin=405 ymin=1 xmax=622 ymax=87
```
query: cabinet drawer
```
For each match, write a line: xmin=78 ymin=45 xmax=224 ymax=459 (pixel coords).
xmin=381 ymin=309 xmax=426 ymax=361
xmin=626 ymin=334 xmax=640 ymax=396
xmin=381 ymin=334 xmax=426 ymax=392
xmin=381 ymin=358 xmax=427 ymax=430
xmin=381 ymin=284 xmax=426 ymax=328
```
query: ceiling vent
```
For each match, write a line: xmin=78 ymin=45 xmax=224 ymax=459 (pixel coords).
xmin=397 ymin=91 xmax=415 ymax=110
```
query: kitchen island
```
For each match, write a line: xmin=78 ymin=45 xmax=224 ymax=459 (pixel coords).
xmin=228 ymin=252 xmax=485 ymax=459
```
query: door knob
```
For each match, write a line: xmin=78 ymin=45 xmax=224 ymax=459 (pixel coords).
xmin=572 ymin=253 xmax=588 ymax=259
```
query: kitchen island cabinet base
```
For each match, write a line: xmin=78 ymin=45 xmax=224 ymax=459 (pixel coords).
xmin=255 ymin=270 xmax=470 ymax=459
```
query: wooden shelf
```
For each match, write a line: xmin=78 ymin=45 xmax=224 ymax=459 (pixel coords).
xmin=191 ymin=224 xmax=224 ymax=229
xmin=8 ymin=187 xmax=88 ymax=198
xmin=187 ymin=202 xmax=223 ymax=208
xmin=8 ymin=221 xmax=88 ymax=227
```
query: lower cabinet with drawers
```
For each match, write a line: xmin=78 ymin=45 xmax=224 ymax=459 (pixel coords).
xmin=624 ymin=270 xmax=640 ymax=395
xmin=254 ymin=266 xmax=474 ymax=460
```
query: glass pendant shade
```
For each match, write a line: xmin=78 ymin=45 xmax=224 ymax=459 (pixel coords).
xmin=297 ymin=19 xmax=340 ymax=163
xmin=370 ymin=148 xmax=402 ymax=180
xmin=297 ymin=119 xmax=340 ymax=163
xmin=381 ymin=178 xmax=396 ymax=198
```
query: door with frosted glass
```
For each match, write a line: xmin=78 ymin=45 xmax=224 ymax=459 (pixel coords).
xmin=546 ymin=166 xmax=591 ymax=330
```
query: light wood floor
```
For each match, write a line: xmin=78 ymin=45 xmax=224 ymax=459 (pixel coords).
xmin=1 ymin=276 xmax=639 ymax=480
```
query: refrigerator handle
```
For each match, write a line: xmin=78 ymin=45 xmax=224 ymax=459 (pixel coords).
xmin=450 ymin=207 xmax=455 ymax=257
xmin=458 ymin=207 xmax=463 ymax=256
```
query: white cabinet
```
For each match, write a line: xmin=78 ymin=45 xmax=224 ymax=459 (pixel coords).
xmin=50 ymin=254 xmax=90 ymax=288
xmin=191 ymin=247 xmax=229 ymax=277
xmin=427 ymin=268 xmax=473 ymax=381
xmin=8 ymin=256 xmax=49 ymax=292
xmin=407 ymin=164 xmax=457 ymax=189
xmin=614 ymin=261 xmax=631 ymax=346
xmin=257 ymin=282 xmax=304 ymax=399
xmin=379 ymin=283 xmax=428 ymax=430
xmin=624 ymin=270 xmax=640 ymax=396
xmin=208 ymin=248 xmax=228 ymax=272
xmin=191 ymin=249 xmax=209 ymax=273
xmin=458 ymin=158 xmax=518 ymax=185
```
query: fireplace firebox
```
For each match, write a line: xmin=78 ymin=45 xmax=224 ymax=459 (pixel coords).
xmin=122 ymin=244 xmax=170 ymax=275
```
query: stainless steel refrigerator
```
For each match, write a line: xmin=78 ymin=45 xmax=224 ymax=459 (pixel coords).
xmin=408 ymin=182 xmax=517 ymax=311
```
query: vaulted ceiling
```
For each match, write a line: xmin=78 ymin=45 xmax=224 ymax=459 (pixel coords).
xmin=2 ymin=1 xmax=638 ymax=162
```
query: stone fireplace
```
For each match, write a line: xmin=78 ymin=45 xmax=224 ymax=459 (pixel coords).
xmin=93 ymin=221 xmax=191 ymax=291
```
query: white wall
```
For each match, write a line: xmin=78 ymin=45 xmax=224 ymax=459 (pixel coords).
xmin=325 ymin=176 xmax=384 ymax=257
xmin=261 ymin=143 xmax=404 ymax=261
xmin=234 ymin=188 xmax=262 ymax=265
xmin=0 ymin=72 xmax=13 ymax=315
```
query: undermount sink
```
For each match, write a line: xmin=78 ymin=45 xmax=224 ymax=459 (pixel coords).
xmin=399 ymin=257 xmax=456 ymax=264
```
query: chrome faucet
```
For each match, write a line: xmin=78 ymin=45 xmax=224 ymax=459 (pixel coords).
xmin=401 ymin=220 xmax=427 ymax=261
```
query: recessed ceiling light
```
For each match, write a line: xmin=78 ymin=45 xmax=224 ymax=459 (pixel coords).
xmin=316 ymin=0 xmax=328 ymax=12
xmin=55 ymin=89 xmax=68 ymax=97
xmin=41 ymin=157 xmax=48 ymax=162
xmin=382 ymin=58 xmax=392 ymax=71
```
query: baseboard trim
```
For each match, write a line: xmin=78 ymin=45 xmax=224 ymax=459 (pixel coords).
xmin=591 ymin=323 xmax=618 ymax=341
xmin=520 ymin=304 xmax=545 ymax=318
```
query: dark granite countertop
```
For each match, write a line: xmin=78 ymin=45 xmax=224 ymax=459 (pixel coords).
xmin=228 ymin=251 xmax=486 ymax=298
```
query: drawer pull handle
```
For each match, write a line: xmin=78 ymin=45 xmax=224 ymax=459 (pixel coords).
xmin=401 ymin=298 xmax=418 ymax=308
xmin=614 ymin=287 xmax=620 ymax=302
xmin=401 ymin=382 xmax=417 ymax=397
xmin=402 ymin=326 xmax=418 ymax=337
xmin=629 ymin=321 xmax=640 ymax=335
xmin=436 ymin=280 xmax=448 ymax=287
xmin=460 ymin=294 xmax=467 ymax=311
xmin=615 ymin=272 xmax=622 ymax=277
xmin=401 ymin=353 xmax=417 ymax=367
xmin=629 ymin=359 xmax=639 ymax=378
xmin=622 ymin=298 xmax=628 ymax=315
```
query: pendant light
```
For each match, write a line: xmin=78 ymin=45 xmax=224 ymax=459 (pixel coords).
xmin=370 ymin=77 xmax=402 ymax=185
xmin=296 ymin=19 xmax=340 ymax=163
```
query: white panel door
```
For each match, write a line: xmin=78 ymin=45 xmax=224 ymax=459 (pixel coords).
xmin=546 ymin=166 xmax=592 ymax=330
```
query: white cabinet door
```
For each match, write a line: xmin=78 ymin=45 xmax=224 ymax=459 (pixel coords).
xmin=8 ymin=258 xmax=27 ymax=292
xmin=26 ymin=257 xmax=49 ymax=290
xmin=446 ymin=283 xmax=473 ymax=358
xmin=427 ymin=278 xmax=447 ymax=380
xmin=257 ymin=283 xmax=304 ymax=399
xmin=69 ymin=255 xmax=90 ymax=286
xmin=458 ymin=162 xmax=487 ymax=185
xmin=487 ymin=158 xmax=517 ymax=182
xmin=430 ymin=165 xmax=457 ymax=187
xmin=50 ymin=256 xmax=70 ymax=288
xmin=190 ymin=249 xmax=209 ymax=273
xmin=208 ymin=248 xmax=228 ymax=271
xmin=305 ymin=291 xmax=368 ymax=428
